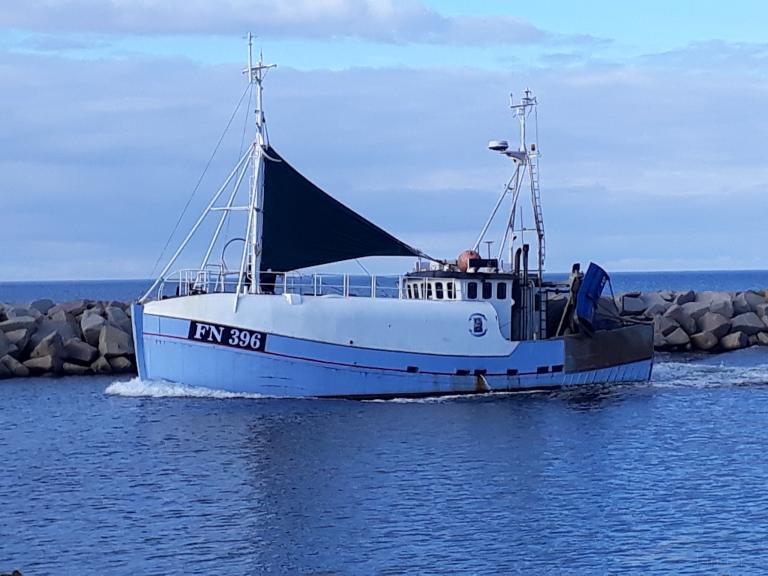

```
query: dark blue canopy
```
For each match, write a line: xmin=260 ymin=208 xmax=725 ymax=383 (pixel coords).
xmin=260 ymin=147 xmax=422 ymax=272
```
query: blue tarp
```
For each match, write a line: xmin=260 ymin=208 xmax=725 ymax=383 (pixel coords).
xmin=575 ymin=262 xmax=609 ymax=334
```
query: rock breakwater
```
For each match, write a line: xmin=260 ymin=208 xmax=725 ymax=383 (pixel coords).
xmin=611 ymin=289 xmax=768 ymax=352
xmin=1 ymin=288 xmax=767 ymax=380
xmin=0 ymin=299 xmax=135 ymax=379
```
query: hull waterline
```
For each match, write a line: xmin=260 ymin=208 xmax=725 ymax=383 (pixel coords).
xmin=131 ymin=299 xmax=654 ymax=399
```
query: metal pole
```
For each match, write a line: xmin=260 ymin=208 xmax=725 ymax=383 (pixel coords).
xmin=497 ymin=163 xmax=526 ymax=264
xmin=473 ymin=173 xmax=516 ymax=252
xmin=139 ymin=148 xmax=251 ymax=303
xmin=199 ymin=155 xmax=250 ymax=271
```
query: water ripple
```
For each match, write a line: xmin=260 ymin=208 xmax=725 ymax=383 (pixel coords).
xmin=2 ymin=350 xmax=768 ymax=574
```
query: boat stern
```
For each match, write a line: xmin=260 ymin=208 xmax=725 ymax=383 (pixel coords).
xmin=564 ymin=323 xmax=654 ymax=380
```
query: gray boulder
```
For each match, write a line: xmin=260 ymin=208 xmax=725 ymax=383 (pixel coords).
xmin=81 ymin=312 xmax=106 ymax=347
xmin=663 ymin=304 xmax=697 ymax=335
xmin=654 ymin=316 xmax=680 ymax=337
xmin=57 ymin=300 xmax=88 ymax=317
xmin=108 ymin=356 xmax=134 ymax=373
xmin=696 ymin=312 xmax=731 ymax=339
xmin=645 ymin=302 xmax=668 ymax=317
xmin=681 ymin=301 xmax=711 ymax=321
xmin=757 ymin=333 xmax=768 ymax=346
xmin=28 ymin=319 xmax=78 ymax=351
xmin=696 ymin=291 xmax=732 ymax=304
xmin=5 ymin=328 xmax=31 ymax=355
xmin=675 ymin=290 xmax=696 ymax=305
xmin=733 ymin=293 xmax=752 ymax=315
xmin=0 ymin=316 xmax=37 ymax=334
xmin=1 ymin=354 xmax=29 ymax=377
xmin=91 ymin=356 xmax=112 ymax=374
xmin=98 ymin=324 xmax=134 ymax=358
xmin=659 ymin=290 xmax=675 ymax=302
xmin=654 ymin=331 xmax=667 ymax=349
xmin=0 ymin=331 xmax=13 ymax=357
xmin=30 ymin=332 xmax=64 ymax=361
xmin=756 ymin=302 xmax=768 ymax=319
xmin=642 ymin=292 xmax=670 ymax=317
xmin=62 ymin=338 xmax=98 ymax=364
xmin=721 ymin=331 xmax=749 ymax=351
xmin=63 ymin=362 xmax=91 ymax=375
xmin=730 ymin=312 xmax=767 ymax=336
xmin=6 ymin=306 xmax=35 ymax=319
xmin=30 ymin=299 xmax=55 ymax=314
xmin=85 ymin=302 xmax=104 ymax=315
xmin=665 ymin=327 xmax=690 ymax=347
xmin=691 ymin=331 xmax=719 ymax=351
xmin=105 ymin=306 xmax=132 ymax=333
xmin=621 ymin=295 xmax=646 ymax=315
xmin=23 ymin=355 xmax=62 ymax=374
xmin=744 ymin=291 xmax=766 ymax=312
xmin=709 ymin=298 xmax=734 ymax=319
xmin=0 ymin=358 xmax=11 ymax=379
xmin=48 ymin=308 xmax=71 ymax=323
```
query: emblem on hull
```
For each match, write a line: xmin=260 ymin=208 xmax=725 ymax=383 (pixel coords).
xmin=468 ymin=313 xmax=487 ymax=337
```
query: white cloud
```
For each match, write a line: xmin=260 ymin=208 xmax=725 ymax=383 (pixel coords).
xmin=2 ymin=40 xmax=768 ymax=279
xmin=0 ymin=0 xmax=596 ymax=46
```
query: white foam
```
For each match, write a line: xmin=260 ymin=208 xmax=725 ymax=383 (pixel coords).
xmin=652 ymin=359 xmax=768 ymax=389
xmin=104 ymin=377 xmax=270 ymax=399
xmin=364 ymin=389 xmax=543 ymax=403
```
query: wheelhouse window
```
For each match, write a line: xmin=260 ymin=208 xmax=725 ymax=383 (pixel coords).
xmin=435 ymin=282 xmax=444 ymax=300
xmin=467 ymin=281 xmax=477 ymax=300
xmin=496 ymin=282 xmax=507 ymax=300
xmin=446 ymin=282 xmax=455 ymax=300
xmin=414 ymin=284 xmax=420 ymax=299
xmin=407 ymin=284 xmax=413 ymax=299
xmin=426 ymin=283 xmax=433 ymax=300
xmin=482 ymin=282 xmax=492 ymax=299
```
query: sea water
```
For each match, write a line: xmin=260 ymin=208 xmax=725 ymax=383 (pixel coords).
xmin=1 ymin=274 xmax=768 ymax=574
xmin=1 ymin=269 xmax=767 ymax=303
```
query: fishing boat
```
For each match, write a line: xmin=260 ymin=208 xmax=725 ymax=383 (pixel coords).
xmin=131 ymin=37 xmax=654 ymax=398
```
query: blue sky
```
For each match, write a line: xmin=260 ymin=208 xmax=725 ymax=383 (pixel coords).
xmin=1 ymin=1 xmax=767 ymax=280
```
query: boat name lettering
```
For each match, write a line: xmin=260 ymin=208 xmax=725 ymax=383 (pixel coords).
xmin=188 ymin=321 xmax=267 ymax=352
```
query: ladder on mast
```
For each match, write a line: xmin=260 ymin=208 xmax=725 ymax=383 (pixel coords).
xmin=528 ymin=152 xmax=545 ymax=275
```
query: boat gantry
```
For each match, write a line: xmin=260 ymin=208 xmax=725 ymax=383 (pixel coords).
xmin=131 ymin=37 xmax=654 ymax=398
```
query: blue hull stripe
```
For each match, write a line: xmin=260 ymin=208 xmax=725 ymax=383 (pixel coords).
xmin=144 ymin=330 xmax=552 ymax=377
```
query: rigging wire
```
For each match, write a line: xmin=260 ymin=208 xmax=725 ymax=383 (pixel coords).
xmin=355 ymin=259 xmax=372 ymax=277
xmin=149 ymin=82 xmax=252 ymax=278
xmin=239 ymin=84 xmax=253 ymax=155
xmin=223 ymin=83 xmax=254 ymax=245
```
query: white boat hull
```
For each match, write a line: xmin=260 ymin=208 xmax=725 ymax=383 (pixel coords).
xmin=131 ymin=294 xmax=653 ymax=398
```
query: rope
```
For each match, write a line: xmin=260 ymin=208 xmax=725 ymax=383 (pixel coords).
xmin=149 ymin=83 xmax=252 ymax=278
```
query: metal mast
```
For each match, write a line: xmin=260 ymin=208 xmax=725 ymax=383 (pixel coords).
xmin=477 ymin=89 xmax=545 ymax=281
xmin=241 ymin=33 xmax=276 ymax=295
xmin=512 ymin=89 xmax=545 ymax=279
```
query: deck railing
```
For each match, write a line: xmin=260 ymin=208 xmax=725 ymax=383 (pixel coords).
xmin=157 ymin=267 xmax=405 ymax=300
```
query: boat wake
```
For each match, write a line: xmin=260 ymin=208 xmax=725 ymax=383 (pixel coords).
xmin=104 ymin=378 xmax=270 ymax=400
xmin=652 ymin=348 xmax=768 ymax=389
xmin=104 ymin=347 xmax=768 ymax=402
